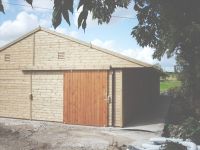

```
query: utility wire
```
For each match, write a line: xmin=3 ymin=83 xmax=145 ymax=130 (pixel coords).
xmin=4 ymin=2 xmax=137 ymax=20
xmin=111 ymin=15 xmax=136 ymax=20
xmin=5 ymin=2 xmax=52 ymax=10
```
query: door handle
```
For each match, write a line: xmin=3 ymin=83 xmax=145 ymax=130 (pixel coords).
xmin=104 ymin=95 xmax=112 ymax=103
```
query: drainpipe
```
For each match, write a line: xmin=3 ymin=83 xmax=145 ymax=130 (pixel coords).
xmin=30 ymin=73 xmax=33 ymax=120
xmin=111 ymin=68 xmax=115 ymax=127
xmin=33 ymin=32 xmax=35 ymax=66
xmin=30 ymin=33 xmax=35 ymax=120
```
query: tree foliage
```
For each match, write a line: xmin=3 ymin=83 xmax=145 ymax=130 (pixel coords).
xmin=132 ymin=0 xmax=200 ymax=58
xmin=0 ymin=0 xmax=5 ymax=14
xmin=25 ymin=0 xmax=33 ymax=6
xmin=132 ymin=0 xmax=200 ymax=109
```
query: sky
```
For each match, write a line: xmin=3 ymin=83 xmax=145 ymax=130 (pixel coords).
xmin=0 ymin=0 xmax=176 ymax=71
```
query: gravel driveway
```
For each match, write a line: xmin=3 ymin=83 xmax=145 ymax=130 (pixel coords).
xmin=0 ymin=118 xmax=162 ymax=150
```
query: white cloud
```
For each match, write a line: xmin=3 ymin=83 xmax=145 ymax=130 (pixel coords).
xmin=0 ymin=11 xmax=48 ymax=46
xmin=68 ymin=31 xmax=79 ymax=38
xmin=49 ymin=27 xmax=67 ymax=34
xmin=120 ymin=47 xmax=156 ymax=64
xmin=0 ymin=10 xmax=79 ymax=47
xmin=91 ymin=39 xmax=115 ymax=50
xmin=49 ymin=27 xmax=80 ymax=38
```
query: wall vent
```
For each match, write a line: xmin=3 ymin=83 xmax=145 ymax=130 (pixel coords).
xmin=58 ymin=52 xmax=65 ymax=60
xmin=4 ymin=54 xmax=10 ymax=61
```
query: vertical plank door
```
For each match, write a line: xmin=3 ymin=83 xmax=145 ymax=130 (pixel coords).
xmin=64 ymin=71 xmax=108 ymax=126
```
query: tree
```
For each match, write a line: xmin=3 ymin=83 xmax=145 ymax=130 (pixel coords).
xmin=132 ymin=0 xmax=200 ymax=112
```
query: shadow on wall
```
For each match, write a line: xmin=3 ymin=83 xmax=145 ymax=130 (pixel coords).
xmin=125 ymin=95 xmax=171 ymax=127
xmin=122 ymin=68 xmax=171 ymax=127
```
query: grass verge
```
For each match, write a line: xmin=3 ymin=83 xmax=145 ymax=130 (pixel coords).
xmin=160 ymin=80 xmax=181 ymax=92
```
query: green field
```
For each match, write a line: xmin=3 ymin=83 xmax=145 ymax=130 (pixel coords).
xmin=160 ymin=80 xmax=181 ymax=92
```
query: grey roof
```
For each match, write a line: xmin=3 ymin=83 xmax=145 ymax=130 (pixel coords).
xmin=0 ymin=27 xmax=153 ymax=68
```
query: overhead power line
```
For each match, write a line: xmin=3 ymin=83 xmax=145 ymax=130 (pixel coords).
xmin=4 ymin=2 xmax=137 ymax=20
xmin=5 ymin=2 xmax=52 ymax=10
xmin=111 ymin=15 xmax=136 ymax=19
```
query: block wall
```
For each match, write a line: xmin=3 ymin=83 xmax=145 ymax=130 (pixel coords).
xmin=32 ymin=71 xmax=63 ymax=122
xmin=0 ymin=70 xmax=31 ymax=119
xmin=0 ymin=35 xmax=33 ymax=69
xmin=113 ymin=70 xmax=123 ymax=127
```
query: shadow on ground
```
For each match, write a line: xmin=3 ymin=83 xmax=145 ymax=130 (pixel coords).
xmin=123 ymin=95 xmax=171 ymax=132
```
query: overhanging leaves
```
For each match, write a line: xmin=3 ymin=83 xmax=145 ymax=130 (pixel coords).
xmin=25 ymin=0 xmax=33 ymax=6
xmin=77 ymin=0 xmax=85 ymax=10
xmin=62 ymin=10 xmax=70 ymax=25
xmin=61 ymin=0 xmax=73 ymax=25
xmin=78 ymin=10 xmax=88 ymax=30
xmin=52 ymin=0 xmax=74 ymax=28
xmin=0 ymin=0 xmax=5 ymax=14
xmin=77 ymin=0 xmax=131 ymax=30
xmin=64 ymin=0 xmax=73 ymax=13
xmin=52 ymin=5 xmax=62 ymax=29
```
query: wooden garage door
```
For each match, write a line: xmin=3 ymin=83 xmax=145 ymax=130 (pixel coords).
xmin=64 ymin=71 xmax=108 ymax=126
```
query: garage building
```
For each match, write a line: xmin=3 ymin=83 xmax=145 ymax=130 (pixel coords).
xmin=0 ymin=27 xmax=160 ymax=127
